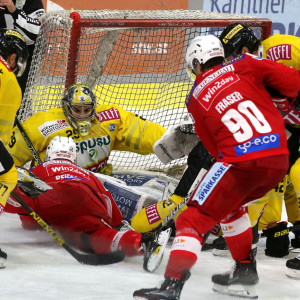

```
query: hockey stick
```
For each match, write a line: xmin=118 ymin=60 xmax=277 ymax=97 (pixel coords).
xmin=11 ymin=191 xmax=125 ymax=265
xmin=161 ymin=168 xmax=207 ymax=228
xmin=15 ymin=117 xmax=42 ymax=165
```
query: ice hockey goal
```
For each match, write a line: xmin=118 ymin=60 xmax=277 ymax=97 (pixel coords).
xmin=20 ymin=10 xmax=272 ymax=176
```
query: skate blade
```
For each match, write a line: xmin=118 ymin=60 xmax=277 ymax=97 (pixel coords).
xmin=144 ymin=228 xmax=172 ymax=273
xmin=212 ymin=248 xmax=231 ymax=257
xmin=286 ymin=267 xmax=300 ymax=280
xmin=0 ymin=257 xmax=6 ymax=269
xmin=289 ymin=247 xmax=300 ymax=253
xmin=213 ymin=283 xmax=258 ymax=299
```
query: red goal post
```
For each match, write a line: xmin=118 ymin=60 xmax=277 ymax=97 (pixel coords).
xmin=21 ymin=10 xmax=272 ymax=176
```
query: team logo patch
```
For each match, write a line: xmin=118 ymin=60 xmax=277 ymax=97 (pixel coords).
xmin=109 ymin=124 xmax=115 ymax=131
xmin=6 ymin=29 xmax=25 ymax=42
xmin=191 ymin=162 xmax=231 ymax=205
xmin=145 ymin=203 xmax=161 ymax=224
xmin=222 ymin=24 xmax=243 ymax=44
xmin=38 ymin=120 xmax=71 ymax=137
xmin=266 ymin=44 xmax=291 ymax=61
xmin=235 ymin=134 xmax=280 ymax=156
xmin=96 ymin=108 xmax=120 ymax=122
xmin=193 ymin=65 xmax=235 ymax=110
xmin=221 ymin=54 xmax=245 ymax=66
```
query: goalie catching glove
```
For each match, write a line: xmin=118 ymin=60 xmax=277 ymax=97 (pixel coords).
xmin=153 ymin=114 xmax=200 ymax=164
xmin=130 ymin=194 xmax=187 ymax=233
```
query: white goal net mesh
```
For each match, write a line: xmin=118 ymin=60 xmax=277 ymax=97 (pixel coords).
xmin=20 ymin=9 xmax=271 ymax=177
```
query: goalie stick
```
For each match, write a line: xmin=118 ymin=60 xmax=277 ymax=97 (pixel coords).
xmin=15 ymin=117 xmax=42 ymax=165
xmin=11 ymin=191 xmax=125 ymax=265
xmin=85 ymin=29 xmax=119 ymax=90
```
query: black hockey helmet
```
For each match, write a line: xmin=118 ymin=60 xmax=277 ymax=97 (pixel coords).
xmin=0 ymin=28 xmax=29 ymax=77
xmin=219 ymin=23 xmax=260 ymax=58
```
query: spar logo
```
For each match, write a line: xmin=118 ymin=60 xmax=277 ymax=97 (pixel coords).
xmin=235 ymin=134 xmax=280 ymax=156
xmin=192 ymin=162 xmax=231 ymax=205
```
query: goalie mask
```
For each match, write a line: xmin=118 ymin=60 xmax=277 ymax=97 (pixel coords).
xmin=219 ymin=23 xmax=261 ymax=58
xmin=62 ymin=83 xmax=96 ymax=136
xmin=0 ymin=28 xmax=29 ymax=77
xmin=185 ymin=35 xmax=224 ymax=79
xmin=45 ymin=136 xmax=77 ymax=163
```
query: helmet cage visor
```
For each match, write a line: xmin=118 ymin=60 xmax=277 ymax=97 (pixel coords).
xmin=15 ymin=56 xmax=27 ymax=77
xmin=62 ymin=84 xmax=96 ymax=126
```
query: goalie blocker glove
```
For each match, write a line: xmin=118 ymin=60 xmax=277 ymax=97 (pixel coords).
xmin=262 ymin=221 xmax=289 ymax=258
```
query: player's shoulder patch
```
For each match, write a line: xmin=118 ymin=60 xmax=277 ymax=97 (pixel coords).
xmin=95 ymin=106 xmax=121 ymax=122
xmin=221 ymin=54 xmax=245 ymax=66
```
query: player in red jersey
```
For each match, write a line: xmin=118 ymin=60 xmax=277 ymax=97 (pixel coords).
xmin=5 ymin=136 xmax=171 ymax=271
xmin=133 ymin=35 xmax=300 ymax=299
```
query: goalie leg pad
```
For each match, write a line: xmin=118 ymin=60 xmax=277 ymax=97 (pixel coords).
xmin=103 ymin=181 xmax=155 ymax=222
xmin=130 ymin=195 xmax=187 ymax=233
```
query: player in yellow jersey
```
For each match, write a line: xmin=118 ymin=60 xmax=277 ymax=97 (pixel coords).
xmin=8 ymin=82 xmax=178 ymax=224
xmin=9 ymin=83 xmax=166 ymax=173
xmin=0 ymin=28 xmax=28 ymax=267
xmin=260 ymin=34 xmax=300 ymax=71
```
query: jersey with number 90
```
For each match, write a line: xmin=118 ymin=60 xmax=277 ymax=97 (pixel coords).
xmin=186 ymin=53 xmax=300 ymax=163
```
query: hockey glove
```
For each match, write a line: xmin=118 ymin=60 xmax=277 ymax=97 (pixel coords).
xmin=130 ymin=194 xmax=187 ymax=233
xmin=263 ymin=222 xmax=289 ymax=258
xmin=291 ymin=221 xmax=300 ymax=248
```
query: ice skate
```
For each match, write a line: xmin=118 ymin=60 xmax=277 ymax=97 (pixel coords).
xmin=0 ymin=248 xmax=7 ymax=269
xmin=286 ymin=255 xmax=300 ymax=279
xmin=142 ymin=227 xmax=172 ymax=273
xmin=133 ymin=270 xmax=190 ymax=300
xmin=212 ymin=249 xmax=259 ymax=299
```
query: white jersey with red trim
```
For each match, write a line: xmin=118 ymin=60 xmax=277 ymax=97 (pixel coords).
xmin=186 ymin=54 xmax=300 ymax=163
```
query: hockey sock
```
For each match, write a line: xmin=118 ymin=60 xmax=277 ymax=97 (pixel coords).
xmin=89 ymin=226 xmax=142 ymax=256
xmin=221 ymin=210 xmax=252 ymax=261
xmin=164 ymin=233 xmax=201 ymax=280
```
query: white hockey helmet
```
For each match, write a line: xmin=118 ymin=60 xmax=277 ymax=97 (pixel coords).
xmin=185 ymin=35 xmax=224 ymax=75
xmin=45 ymin=136 xmax=77 ymax=163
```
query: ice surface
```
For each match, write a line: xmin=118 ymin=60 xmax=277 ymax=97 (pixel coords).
xmin=0 ymin=212 xmax=299 ymax=300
